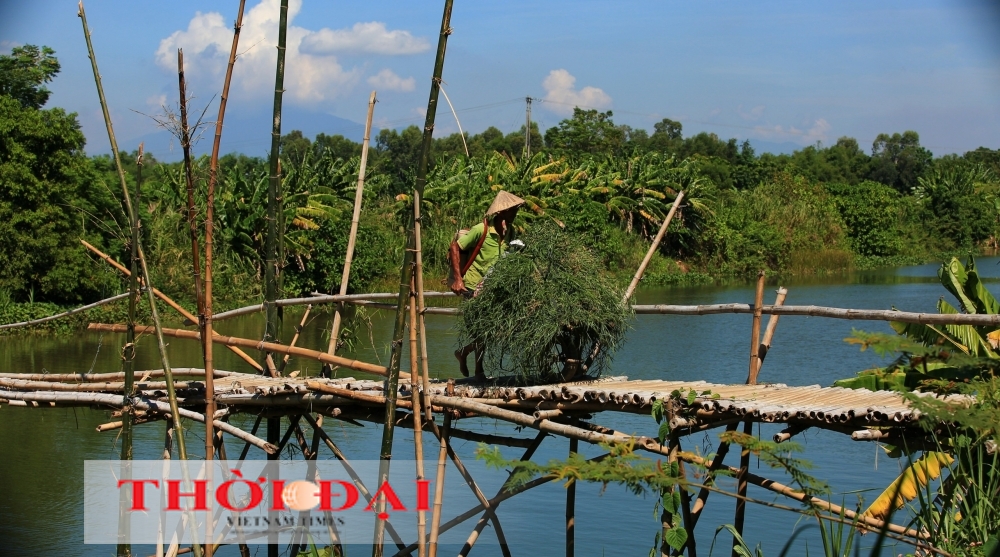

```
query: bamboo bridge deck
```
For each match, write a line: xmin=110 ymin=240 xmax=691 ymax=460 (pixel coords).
xmin=0 ymin=371 xmax=966 ymax=433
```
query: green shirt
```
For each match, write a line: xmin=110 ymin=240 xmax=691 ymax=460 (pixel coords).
xmin=457 ymin=222 xmax=508 ymax=290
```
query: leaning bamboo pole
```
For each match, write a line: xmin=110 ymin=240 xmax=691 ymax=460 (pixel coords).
xmin=88 ymin=324 xmax=397 ymax=378
xmin=622 ymin=191 xmax=685 ymax=302
xmin=427 ymin=413 xmax=451 ymax=557
xmin=326 ymin=91 xmax=377 ymax=361
xmin=632 ymin=302 xmax=1000 ymax=325
xmin=78 ymin=2 xmax=192 ymax=473
xmin=81 ymin=240 xmax=263 ymax=372
xmin=377 ymin=2 xmax=453 ymax=554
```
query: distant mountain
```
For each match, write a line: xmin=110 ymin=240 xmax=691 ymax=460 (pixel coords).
xmin=747 ymin=139 xmax=802 ymax=156
xmin=119 ymin=104 xmax=369 ymax=162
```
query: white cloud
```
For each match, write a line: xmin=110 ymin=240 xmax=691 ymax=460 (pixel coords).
xmin=367 ymin=69 xmax=416 ymax=92
xmin=753 ymin=118 xmax=832 ymax=145
xmin=301 ymin=22 xmax=429 ymax=55
xmin=541 ymin=69 xmax=611 ymax=115
xmin=156 ymin=1 xmax=424 ymax=105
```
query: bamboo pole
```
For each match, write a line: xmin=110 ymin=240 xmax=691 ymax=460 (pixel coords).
xmin=0 ymin=369 xmax=236 ymax=382
xmin=0 ymin=292 xmax=129 ymax=330
xmin=78 ymin=2 xmax=193 ymax=483
xmin=88 ymin=324 xmax=397 ymax=378
xmin=427 ymin=413 xmax=451 ymax=557
xmin=622 ymin=191 xmax=685 ymax=303
xmin=301 ymin=414 xmax=408 ymax=549
xmin=746 ymin=271 xmax=766 ymax=385
xmin=688 ymin=422 xmax=739 ymax=527
xmin=734 ymin=272 xmax=765 ymax=555
xmin=755 ymin=287 xmax=787 ymax=371
xmin=326 ymin=91 xmax=377 ymax=362
xmin=377 ymin=3 xmax=453 ymax=554
xmin=632 ymin=302 xmax=1000 ymax=325
xmin=281 ymin=304 xmax=311 ymax=370
xmin=566 ymin=437 xmax=578 ymax=557
xmin=80 ymin=240 xmax=263 ymax=372
xmin=118 ymin=147 xmax=141 ymax=555
xmin=176 ymin=49 xmax=205 ymax=319
xmin=212 ymin=292 xmax=453 ymax=322
xmin=408 ymin=289 xmax=427 ymax=557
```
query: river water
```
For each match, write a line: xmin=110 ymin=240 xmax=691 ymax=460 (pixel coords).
xmin=2 ymin=257 xmax=998 ymax=556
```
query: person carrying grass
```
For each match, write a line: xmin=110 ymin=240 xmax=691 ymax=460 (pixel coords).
xmin=448 ymin=191 xmax=525 ymax=380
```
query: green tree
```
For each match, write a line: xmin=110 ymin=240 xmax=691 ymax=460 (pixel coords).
xmin=0 ymin=45 xmax=60 ymax=110
xmin=0 ymin=46 xmax=116 ymax=302
xmin=648 ymin=117 xmax=683 ymax=153
xmin=544 ymin=108 xmax=625 ymax=155
xmin=867 ymin=130 xmax=932 ymax=193
xmin=279 ymin=129 xmax=312 ymax=166
xmin=374 ymin=125 xmax=423 ymax=195
xmin=312 ymin=133 xmax=361 ymax=161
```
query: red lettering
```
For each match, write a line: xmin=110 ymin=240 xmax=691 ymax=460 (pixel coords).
xmin=165 ymin=480 xmax=210 ymax=511
xmin=269 ymin=480 xmax=287 ymax=511
xmin=318 ymin=480 xmax=359 ymax=512
xmin=416 ymin=480 xmax=431 ymax=512
xmin=215 ymin=472 xmax=264 ymax=511
xmin=364 ymin=481 xmax=407 ymax=512
xmin=117 ymin=479 xmax=159 ymax=512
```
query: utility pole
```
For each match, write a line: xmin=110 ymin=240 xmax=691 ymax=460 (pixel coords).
xmin=525 ymin=96 xmax=532 ymax=158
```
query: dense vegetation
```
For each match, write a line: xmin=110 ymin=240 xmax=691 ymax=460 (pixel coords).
xmin=3 ymin=45 xmax=1000 ymax=313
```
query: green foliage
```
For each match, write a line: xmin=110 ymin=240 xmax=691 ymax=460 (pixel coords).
xmin=0 ymin=45 xmax=60 ymax=110
xmin=869 ymin=131 xmax=933 ymax=194
xmin=826 ymin=181 xmax=902 ymax=257
xmin=458 ymin=222 xmax=632 ymax=382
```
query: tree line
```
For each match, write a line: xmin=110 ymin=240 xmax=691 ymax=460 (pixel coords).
xmin=3 ymin=44 xmax=999 ymax=308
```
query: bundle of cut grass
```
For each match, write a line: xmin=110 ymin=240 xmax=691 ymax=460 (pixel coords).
xmin=458 ymin=222 xmax=633 ymax=384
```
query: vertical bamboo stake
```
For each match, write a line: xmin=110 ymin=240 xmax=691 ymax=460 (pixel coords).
xmin=733 ymin=271 xmax=766 ymax=555
xmin=409 ymin=288 xmax=427 ymax=557
xmin=177 ymin=49 xmax=205 ymax=318
xmin=280 ymin=304 xmax=311 ymax=370
xmin=264 ymin=0 xmax=289 ymax=354
xmin=427 ymin=414 xmax=451 ymax=557
xmin=117 ymin=144 xmax=142 ymax=557
xmin=746 ymin=271 xmax=766 ymax=385
xmin=78 ymin=7 xmax=198 ymax=555
xmin=375 ymin=2 xmax=453 ymax=554
xmin=412 ymin=165 xmax=432 ymax=423
xmin=622 ymin=191 xmax=685 ymax=303
xmin=263 ymin=5 xmax=289 ymax=557
xmin=326 ymin=91 xmax=377 ymax=361
xmin=566 ymin=437 xmax=578 ymax=557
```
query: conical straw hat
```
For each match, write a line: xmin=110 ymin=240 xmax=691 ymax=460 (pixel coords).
xmin=485 ymin=191 xmax=525 ymax=216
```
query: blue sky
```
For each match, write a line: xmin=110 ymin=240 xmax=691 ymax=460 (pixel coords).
xmin=2 ymin=0 xmax=999 ymax=160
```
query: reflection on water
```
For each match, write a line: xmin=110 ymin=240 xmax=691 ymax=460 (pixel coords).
xmin=2 ymin=257 xmax=998 ymax=555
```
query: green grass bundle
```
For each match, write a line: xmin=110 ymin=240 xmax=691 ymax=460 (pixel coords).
xmin=458 ymin=222 xmax=633 ymax=383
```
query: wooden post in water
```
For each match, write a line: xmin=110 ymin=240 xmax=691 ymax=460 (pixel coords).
xmin=375 ymin=1 xmax=453 ymax=554
xmin=409 ymin=284 xmax=428 ymax=557
xmin=566 ymin=437 xmax=578 ymax=557
xmin=326 ymin=91 xmax=377 ymax=363
xmin=733 ymin=271 xmax=766 ymax=556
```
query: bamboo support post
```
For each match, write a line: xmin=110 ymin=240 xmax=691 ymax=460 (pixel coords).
xmin=746 ymin=271 xmax=766 ymax=385
xmin=755 ymin=287 xmax=788 ymax=371
xmin=89 ymin=324 xmax=395 ymax=378
xmin=566 ymin=437 xmax=578 ymax=557
xmin=408 ymin=288 xmax=427 ymax=557
xmin=774 ymin=424 xmax=809 ymax=443
xmin=326 ymin=91 xmax=377 ymax=361
xmin=427 ymin=412 xmax=451 ymax=557
xmin=81 ymin=240 xmax=263 ymax=372
xmin=623 ymin=191 xmax=685 ymax=303
xmin=689 ymin=422 xmax=739 ymax=527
